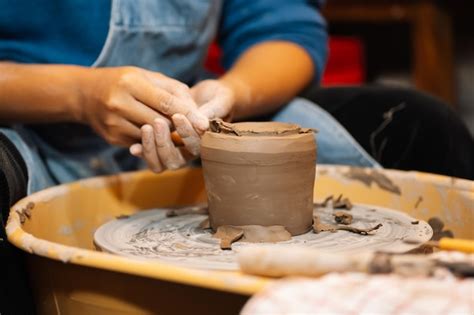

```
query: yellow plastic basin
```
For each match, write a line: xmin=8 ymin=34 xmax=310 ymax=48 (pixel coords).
xmin=6 ymin=166 xmax=473 ymax=314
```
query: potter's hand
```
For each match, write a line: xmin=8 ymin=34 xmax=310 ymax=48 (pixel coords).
xmin=79 ymin=66 xmax=209 ymax=147
xmin=129 ymin=113 xmax=202 ymax=172
xmin=129 ymin=79 xmax=235 ymax=173
xmin=191 ymin=79 xmax=235 ymax=121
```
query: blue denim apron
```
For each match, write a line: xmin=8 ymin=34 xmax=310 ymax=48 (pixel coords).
xmin=1 ymin=0 xmax=378 ymax=194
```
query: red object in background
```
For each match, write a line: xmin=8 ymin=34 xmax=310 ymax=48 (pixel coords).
xmin=321 ymin=37 xmax=365 ymax=86
xmin=204 ymin=43 xmax=226 ymax=75
xmin=204 ymin=36 xmax=366 ymax=85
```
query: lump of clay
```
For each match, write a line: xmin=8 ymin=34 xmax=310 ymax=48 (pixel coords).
xmin=214 ymin=226 xmax=244 ymax=250
xmin=334 ymin=211 xmax=353 ymax=225
xmin=213 ymin=225 xmax=292 ymax=250
xmin=201 ymin=119 xmax=317 ymax=236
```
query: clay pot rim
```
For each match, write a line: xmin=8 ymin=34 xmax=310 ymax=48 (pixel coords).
xmin=203 ymin=131 xmax=315 ymax=141
xmin=209 ymin=121 xmax=313 ymax=137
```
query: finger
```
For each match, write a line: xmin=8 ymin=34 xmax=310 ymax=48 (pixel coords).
xmin=119 ymin=118 xmax=142 ymax=140
xmin=141 ymin=124 xmax=163 ymax=173
xmin=153 ymin=118 xmax=186 ymax=170
xmin=131 ymin=133 xmax=184 ymax=150
xmin=149 ymin=75 xmax=195 ymax=103
xmin=178 ymin=147 xmax=200 ymax=162
xmin=117 ymin=97 xmax=172 ymax=128
xmin=172 ymin=114 xmax=201 ymax=156
xmin=129 ymin=143 xmax=143 ymax=157
xmin=198 ymin=97 xmax=233 ymax=120
xmin=130 ymin=74 xmax=209 ymax=131
xmin=101 ymin=115 xmax=142 ymax=146
xmin=106 ymin=135 xmax=139 ymax=147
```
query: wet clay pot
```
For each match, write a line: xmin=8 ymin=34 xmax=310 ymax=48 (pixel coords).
xmin=201 ymin=120 xmax=317 ymax=235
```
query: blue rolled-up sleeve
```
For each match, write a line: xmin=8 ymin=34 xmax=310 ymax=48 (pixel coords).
xmin=218 ymin=0 xmax=328 ymax=83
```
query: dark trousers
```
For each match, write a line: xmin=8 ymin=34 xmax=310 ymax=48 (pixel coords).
xmin=303 ymin=86 xmax=474 ymax=180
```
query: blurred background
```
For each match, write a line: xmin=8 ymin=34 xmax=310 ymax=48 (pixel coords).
xmin=203 ymin=1 xmax=473 ymax=134
xmin=320 ymin=0 xmax=474 ymax=135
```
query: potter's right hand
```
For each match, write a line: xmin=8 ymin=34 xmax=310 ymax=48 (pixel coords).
xmin=78 ymin=66 xmax=209 ymax=147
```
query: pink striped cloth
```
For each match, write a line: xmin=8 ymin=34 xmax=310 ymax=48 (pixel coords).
xmin=242 ymin=273 xmax=474 ymax=314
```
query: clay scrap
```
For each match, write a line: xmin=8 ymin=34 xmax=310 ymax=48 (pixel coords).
xmin=214 ymin=226 xmax=244 ymax=250
xmin=314 ymin=195 xmax=333 ymax=208
xmin=213 ymin=225 xmax=292 ymax=250
xmin=16 ymin=202 xmax=34 ymax=224
xmin=312 ymin=216 xmax=338 ymax=233
xmin=428 ymin=217 xmax=454 ymax=240
xmin=209 ymin=119 xmax=241 ymax=136
xmin=334 ymin=211 xmax=353 ymax=225
xmin=315 ymin=194 xmax=353 ymax=210
xmin=313 ymin=215 xmax=382 ymax=235
xmin=333 ymin=194 xmax=353 ymax=210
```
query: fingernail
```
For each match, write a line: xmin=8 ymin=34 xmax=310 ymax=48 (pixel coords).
xmin=130 ymin=144 xmax=141 ymax=155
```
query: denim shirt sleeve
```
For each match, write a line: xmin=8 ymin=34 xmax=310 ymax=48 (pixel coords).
xmin=218 ymin=0 xmax=328 ymax=83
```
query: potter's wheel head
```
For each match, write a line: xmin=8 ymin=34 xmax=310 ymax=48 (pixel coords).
xmin=94 ymin=204 xmax=432 ymax=271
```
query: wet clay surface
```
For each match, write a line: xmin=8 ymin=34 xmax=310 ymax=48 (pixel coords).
xmin=209 ymin=118 xmax=313 ymax=137
xmin=94 ymin=204 xmax=432 ymax=270
xmin=201 ymin=119 xmax=316 ymax=235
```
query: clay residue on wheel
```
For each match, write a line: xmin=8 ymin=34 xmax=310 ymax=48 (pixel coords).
xmin=313 ymin=215 xmax=382 ymax=235
xmin=165 ymin=204 xmax=208 ymax=217
xmin=344 ymin=168 xmax=401 ymax=195
xmin=199 ymin=218 xmax=211 ymax=229
xmin=213 ymin=225 xmax=291 ymax=250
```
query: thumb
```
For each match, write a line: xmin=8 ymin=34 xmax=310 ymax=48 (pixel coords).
xmin=199 ymin=97 xmax=233 ymax=120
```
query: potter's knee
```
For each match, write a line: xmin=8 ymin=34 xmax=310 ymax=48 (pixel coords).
xmin=274 ymin=97 xmax=328 ymax=121
xmin=0 ymin=129 xmax=28 ymax=215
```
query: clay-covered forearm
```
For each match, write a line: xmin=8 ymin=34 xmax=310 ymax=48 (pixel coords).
xmin=220 ymin=41 xmax=315 ymax=120
xmin=0 ymin=62 xmax=87 ymax=123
